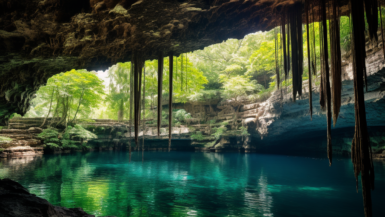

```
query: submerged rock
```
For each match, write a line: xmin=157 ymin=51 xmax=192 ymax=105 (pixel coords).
xmin=0 ymin=178 xmax=95 ymax=217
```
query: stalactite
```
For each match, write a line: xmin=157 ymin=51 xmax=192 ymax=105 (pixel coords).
xmin=350 ymin=1 xmax=375 ymax=216
xmin=330 ymin=0 xmax=342 ymax=127
xmin=319 ymin=0 xmax=332 ymax=166
xmin=306 ymin=0 xmax=312 ymax=120
xmin=288 ymin=3 xmax=303 ymax=102
xmin=157 ymin=52 xmax=163 ymax=137
xmin=168 ymin=54 xmax=173 ymax=150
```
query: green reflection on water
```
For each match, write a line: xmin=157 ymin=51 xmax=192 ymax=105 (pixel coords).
xmin=1 ymin=151 xmax=385 ymax=217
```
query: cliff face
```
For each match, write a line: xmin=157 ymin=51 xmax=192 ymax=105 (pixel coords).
xmin=245 ymin=40 xmax=385 ymax=156
xmin=0 ymin=0 xmax=354 ymax=124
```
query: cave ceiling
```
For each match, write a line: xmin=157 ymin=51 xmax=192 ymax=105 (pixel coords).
xmin=0 ymin=0 xmax=353 ymax=122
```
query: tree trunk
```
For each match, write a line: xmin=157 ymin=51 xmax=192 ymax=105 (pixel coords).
xmin=118 ymin=98 xmax=124 ymax=122
xmin=40 ymin=88 xmax=55 ymax=128
xmin=50 ymin=88 xmax=60 ymax=126
xmin=72 ymin=88 xmax=85 ymax=123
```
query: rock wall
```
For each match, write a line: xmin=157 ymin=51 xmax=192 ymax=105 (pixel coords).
xmin=243 ymin=38 xmax=385 ymax=157
xmin=0 ymin=128 xmax=44 ymax=158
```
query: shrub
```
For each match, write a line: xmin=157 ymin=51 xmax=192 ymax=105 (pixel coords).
xmin=37 ymin=128 xmax=60 ymax=148
xmin=38 ymin=125 xmax=96 ymax=150
xmin=191 ymin=131 xmax=204 ymax=141
xmin=63 ymin=125 xmax=97 ymax=149
xmin=174 ymin=109 xmax=192 ymax=123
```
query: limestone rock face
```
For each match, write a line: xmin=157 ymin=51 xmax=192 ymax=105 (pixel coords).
xmin=244 ymin=43 xmax=385 ymax=154
xmin=0 ymin=127 xmax=44 ymax=158
xmin=0 ymin=0 xmax=354 ymax=124
xmin=0 ymin=178 xmax=95 ymax=217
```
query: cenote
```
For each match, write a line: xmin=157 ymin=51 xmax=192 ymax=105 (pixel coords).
xmin=1 ymin=151 xmax=385 ymax=217
xmin=2 ymin=0 xmax=385 ymax=216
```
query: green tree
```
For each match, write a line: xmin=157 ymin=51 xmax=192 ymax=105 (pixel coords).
xmin=106 ymin=62 xmax=131 ymax=121
xmin=222 ymin=76 xmax=263 ymax=128
xmin=27 ymin=69 xmax=104 ymax=126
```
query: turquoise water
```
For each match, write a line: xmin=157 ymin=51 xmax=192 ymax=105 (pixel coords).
xmin=1 ymin=151 xmax=385 ymax=217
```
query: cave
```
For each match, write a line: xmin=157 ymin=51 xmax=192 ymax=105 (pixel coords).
xmin=1 ymin=0 xmax=385 ymax=216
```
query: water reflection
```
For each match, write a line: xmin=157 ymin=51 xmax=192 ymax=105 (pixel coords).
xmin=0 ymin=152 xmax=385 ymax=217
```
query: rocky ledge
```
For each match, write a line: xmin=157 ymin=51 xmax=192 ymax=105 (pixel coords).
xmin=0 ymin=127 xmax=45 ymax=158
xmin=0 ymin=178 xmax=95 ymax=217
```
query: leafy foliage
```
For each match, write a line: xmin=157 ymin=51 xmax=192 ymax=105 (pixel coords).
xmin=191 ymin=131 xmax=204 ymax=141
xmin=38 ymin=125 xmax=97 ymax=149
xmin=221 ymin=76 xmax=263 ymax=101
xmin=26 ymin=69 xmax=104 ymax=126
xmin=174 ymin=109 xmax=191 ymax=122
xmin=37 ymin=128 xmax=60 ymax=148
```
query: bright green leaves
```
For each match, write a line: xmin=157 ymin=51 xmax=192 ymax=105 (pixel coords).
xmin=27 ymin=69 xmax=104 ymax=124
xmin=249 ymin=41 xmax=276 ymax=75
xmin=221 ymin=75 xmax=263 ymax=101
xmin=38 ymin=125 xmax=97 ymax=149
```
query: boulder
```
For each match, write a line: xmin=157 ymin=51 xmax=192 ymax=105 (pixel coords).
xmin=0 ymin=178 xmax=95 ymax=217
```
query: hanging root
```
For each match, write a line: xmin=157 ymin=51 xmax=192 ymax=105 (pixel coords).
xmin=157 ymin=52 xmax=163 ymax=137
xmin=319 ymin=0 xmax=332 ymax=166
xmin=306 ymin=0 xmax=312 ymax=120
xmin=281 ymin=13 xmax=288 ymax=78
xmin=365 ymin=0 xmax=379 ymax=42
xmin=168 ymin=54 xmax=173 ymax=150
xmin=330 ymin=0 xmax=342 ymax=127
xmin=350 ymin=0 xmax=376 ymax=216
xmin=288 ymin=3 xmax=303 ymax=102
xmin=275 ymin=26 xmax=280 ymax=89
xmin=142 ymin=61 xmax=146 ymax=151
xmin=134 ymin=52 xmax=143 ymax=145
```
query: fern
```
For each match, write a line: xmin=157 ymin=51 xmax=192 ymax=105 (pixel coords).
xmin=38 ymin=128 xmax=60 ymax=148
